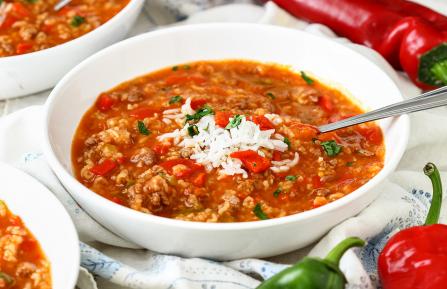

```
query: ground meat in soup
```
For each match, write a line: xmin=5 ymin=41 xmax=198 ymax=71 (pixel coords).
xmin=72 ymin=60 xmax=385 ymax=222
xmin=0 ymin=200 xmax=51 ymax=289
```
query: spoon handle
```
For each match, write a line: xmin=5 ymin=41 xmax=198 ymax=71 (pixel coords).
xmin=54 ymin=0 xmax=72 ymax=11
xmin=318 ymin=86 xmax=447 ymax=133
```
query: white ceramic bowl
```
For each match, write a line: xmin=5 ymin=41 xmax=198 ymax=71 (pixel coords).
xmin=43 ymin=24 xmax=409 ymax=260
xmin=0 ymin=162 xmax=79 ymax=289
xmin=0 ymin=0 xmax=144 ymax=99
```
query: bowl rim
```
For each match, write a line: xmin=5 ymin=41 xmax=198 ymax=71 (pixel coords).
xmin=0 ymin=161 xmax=80 ymax=289
xmin=0 ymin=0 xmax=143 ymax=62
xmin=43 ymin=23 xmax=410 ymax=231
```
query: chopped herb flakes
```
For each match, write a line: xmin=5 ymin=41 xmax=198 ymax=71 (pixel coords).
xmin=346 ymin=161 xmax=354 ymax=167
xmin=169 ymin=95 xmax=183 ymax=104
xmin=225 ymin=115 xmax=243 ymax=129
xmin=285 ymin=175 xmax=297 ymax=181
xmin=137 ymin=121 xmax=150 ymax=135
xmin=186 ymin=106 xmax=214 ymax=122
xmin=266 ymin=92 xmax=275 ymax=99
xmin=172 ymin=66 xmax=179 ymax=71
xmin=283 ymin=137 xmax=291 ymax=149
xmin=321 ymin=140 xmax=342 ymax=156
xmin=71 ymin=15 xmax=85 ymax=27
xmin=300 ymin=71 xmax=314 ymax=85
xmin=273 ymin=188 xmax=282 ymax=198
xmin=253 ymin=203 xmax=269 ymax=220
xmin=188 ymin=125 xmax=199 ymax=136
xmin=183 ymin=65 xmax=191 ymax=70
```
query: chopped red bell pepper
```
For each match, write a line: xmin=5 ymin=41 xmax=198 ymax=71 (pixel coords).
xmin=378 ymin=163 xmax=447 ymax=289
xmin=152 ymin=143 xmax=171 ymax=155
xmin=311 ymin=175 xmax=323 ymax=189
xmin=272 ymin=151 xmax=282 ymax=161
xmin=191 ymin=172 xmax=207 ymax=187
xmin=214 ymin=111 xmax=233 ymax=127
xmin=90 ymin=159 xmax=117 ymax=176
xmin=318 ymin=96 xmax=334 ymax=114
xmin=190 ymin=98 xmax=208 ymax=110
xmin=290 ymin=122 xmax=319 ymax=141
xmin=230 ymin=150 xmax=271 ymax=173
xmin=355 ymin=126 xmax=383 ymax=145
xmin=273 ymin=0 xmax=447 ymax=89
xmin=11 ymin=2 xmax=31 ymax=19
xmin=15 ymin=42 xmax=33 ymax=55
xmin=159 ymin=159 xmax=204 ymax=179
xmin=129 ymin=107 xmax=158 ymax=119
xmin=96 ymin=93 xmax=116 ymax=112
xmin=250 ymin=115 xmax=275 ymax=130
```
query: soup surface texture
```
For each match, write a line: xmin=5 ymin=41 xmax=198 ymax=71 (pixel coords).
xmin=72 ymin=60 xmax=385 ymax=222
xmin=0 ymin=0 xmax=129 ymax=57
xmin=0 ymin=200 xmax=51 ymax=289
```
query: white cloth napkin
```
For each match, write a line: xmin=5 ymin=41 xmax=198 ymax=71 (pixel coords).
xmin=1 ymin=1 xmax=447 ymax=289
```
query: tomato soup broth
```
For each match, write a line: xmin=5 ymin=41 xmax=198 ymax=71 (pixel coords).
xmin=72 ymin=60 xmax=385 ymax=222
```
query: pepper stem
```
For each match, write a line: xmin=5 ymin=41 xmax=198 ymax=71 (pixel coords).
xmin=424 ymin=163 xmax=443 ymax=225
xmin=324 ymin=237 xmax=365 ymax=266
xmin=418 ymin=43 xmax=447 ymax=86
xmin=430 ymin=60 xmax=447 ymax=85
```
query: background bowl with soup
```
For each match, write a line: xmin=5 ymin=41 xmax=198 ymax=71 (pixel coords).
xmin=0 ymin=0 xmax=144 ymax=99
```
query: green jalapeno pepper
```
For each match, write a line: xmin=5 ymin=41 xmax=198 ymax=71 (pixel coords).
xmin=257 ymin=237 xmax=365 ymax=289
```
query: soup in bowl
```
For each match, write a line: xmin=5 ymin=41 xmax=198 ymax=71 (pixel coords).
xmin=71 ymin=60 xmax=385 ymax=223
xmin=44 ymin=24 xmax=409 ymax=259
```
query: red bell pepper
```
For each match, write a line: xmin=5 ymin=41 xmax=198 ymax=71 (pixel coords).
xmin=96 ymin=93 xmax=116 ymax=112
xmin=250 ymin=115 xmax=275 ymax=130
xmin=273 ymin=0 xmax=447 ymax=89
xmin=90 ymin=159 xmax=117 ymax=176
xmin=230 ymin=150 xmax=271 ymax=173
xmin=129 ymin=106 xmax=159 ymax=119
xmin=159 ymin=159 xmax=206 ymax=186
xmin=378 ymin=163 xmax=447 ymax=289
xmin=214 ymin=111 xmax=233 ymax=127
xmin=190 ymin=98 xmax=208 ymax=110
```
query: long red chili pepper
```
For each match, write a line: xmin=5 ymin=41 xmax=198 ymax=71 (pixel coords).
xmin=378 ymin=163 xmax=447 ymax=289
xmin=273 ymin=0 xmax=447 ymax=89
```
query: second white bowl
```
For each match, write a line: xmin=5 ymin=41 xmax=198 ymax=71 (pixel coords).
xmin=0 ymin=0 xmax=144 ymax=99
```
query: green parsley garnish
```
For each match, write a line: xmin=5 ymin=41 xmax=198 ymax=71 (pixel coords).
xmin=225 ymin=115 xmax=243 ymax=129
xmin=187 ymin=125 xmax=199 ymax=136
xmin=71 ymin=15 xmax=85 ymax=27
xmin=26 ymin=0 xmax=37 ymax=3
xmin=283 ymin=137 xmax=291 ymax=149
xmin=266 ymin=92 xmax=275 ymax=99
xmin=300 ymin=71 xmax=314 ymax=85
xmin=183 ymin=65 xmax=191 ymax=70
xmin=186 ymin=106 xmax=214 ymax=122
xmin=285 ymin=175 xmax=297 ymax=181
xmin=169 ymin=95 xmax=183 ymax=104
xmin=253 ymin=203 xmax=269 ymax=220
xmin=137 ymin=121 xmax=150 ymax=136
xmin=172 ymin=66 xmax=179 ymax=71
xmin=0 ymin=272 xmax=14 ymax=286
xmin=321 ymin=140 xmax=342 ymax=156
xmin=273 ymin=188 xmax=282 ymax=198
xmin=346 ymin=161 xmax=354 ymax=167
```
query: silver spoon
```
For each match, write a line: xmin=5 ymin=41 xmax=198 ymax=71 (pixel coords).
xmin=54 ymin=0 xmax=72 ymax=11
xmin=318 ymin=86 xmax=447 ymax=133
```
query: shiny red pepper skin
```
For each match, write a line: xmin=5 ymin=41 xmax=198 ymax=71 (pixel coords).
xmin=378 ymin=163 xmax=446 ymax=289
xmin=378 ymin=224 xmax=447 ymax=289
xmin=273 ymin=0 xmax=447 ymax=89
